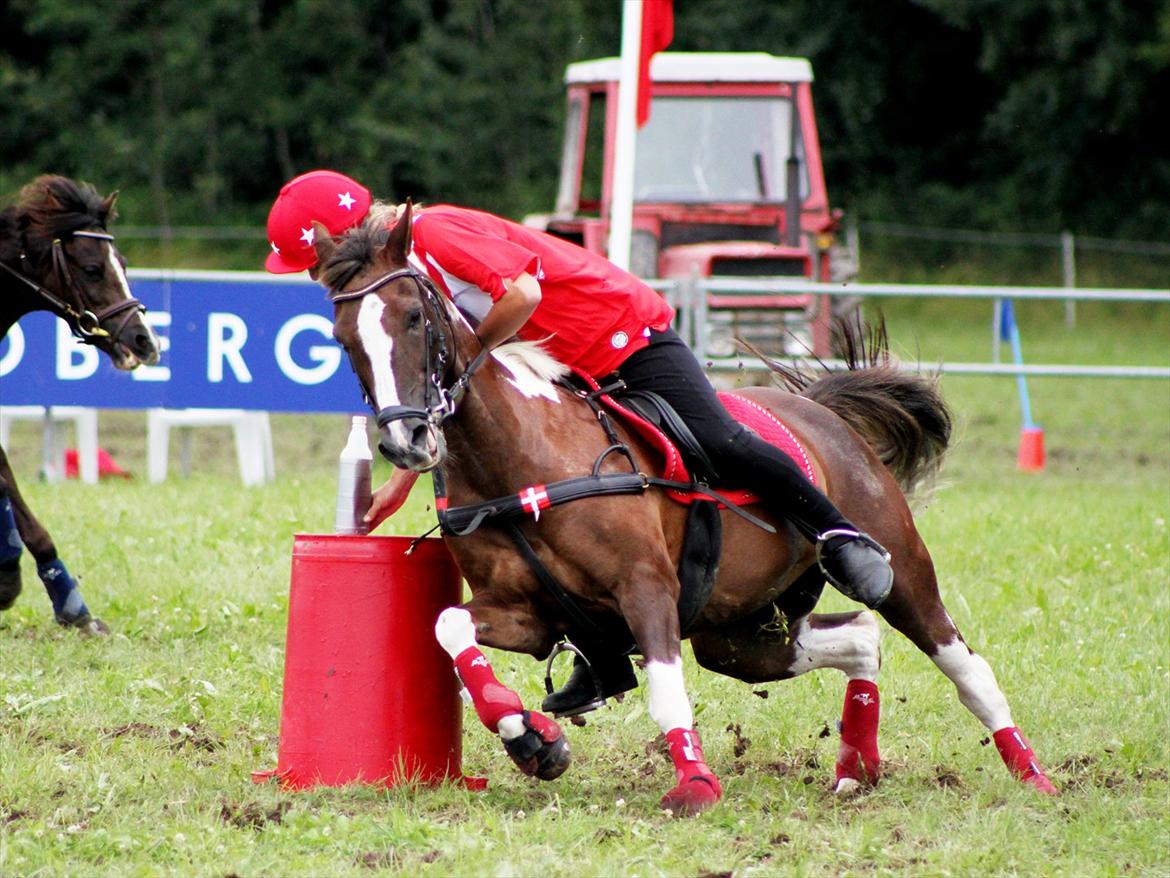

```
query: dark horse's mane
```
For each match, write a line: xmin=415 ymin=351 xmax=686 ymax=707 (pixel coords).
xmin=749 ymin=318 xmax=953 ymax=497
xmin=318 ymin=206 xmax=396 ymax=292
xmin=0 ymin=175 xmax=113 ymax=265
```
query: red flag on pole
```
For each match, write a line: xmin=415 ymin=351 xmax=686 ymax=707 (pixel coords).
xmin=637 ymin=0 xmax=674 ymax=128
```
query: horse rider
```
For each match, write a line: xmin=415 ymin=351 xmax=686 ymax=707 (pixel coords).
xmin=264 ymin=169 xmax=894 ymax=713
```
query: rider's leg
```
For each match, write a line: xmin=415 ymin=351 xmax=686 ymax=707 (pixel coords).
xmin=614 ymin=328 xmax=893 ymax=608
xmin=541 ymin=644 xmax=639 ymax=716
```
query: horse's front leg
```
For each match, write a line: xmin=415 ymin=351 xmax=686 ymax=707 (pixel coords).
xmin=0 ymin=449 xmax=106 ymax=634
xmin=433 ymin=602 xmax=571 ymax=781
xmin=621 ymin=561 xmax=722 ymax=817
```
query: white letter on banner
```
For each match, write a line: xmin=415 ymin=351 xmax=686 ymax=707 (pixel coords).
xmin=207 ymin=312 xmax=253 ymax=383
xmin=0 ymin=324 xmax=25 ymax=377
xmin=274 ymin=314 xmax=341 ymax=385
xmin=56 ymin=319 xmax=99 ymax=379
xmin=131 ymin=311 xmax=172 ymax=382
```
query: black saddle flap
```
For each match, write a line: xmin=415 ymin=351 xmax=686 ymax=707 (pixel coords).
xmin=618 ymin=389 xmax=719 ymax=483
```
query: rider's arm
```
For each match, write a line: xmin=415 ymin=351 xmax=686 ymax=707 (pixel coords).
xmin=364 ymin=467 xmax=422 ymax=530
xmin=472 ymin=272 xmax=541 ymax=351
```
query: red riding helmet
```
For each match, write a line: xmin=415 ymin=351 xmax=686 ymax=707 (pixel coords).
xmin=265 ymin=170 xmax=372 ymax=274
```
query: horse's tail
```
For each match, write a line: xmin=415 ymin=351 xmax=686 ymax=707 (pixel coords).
xmin=756 ymin=318 xmax=953 ymax=496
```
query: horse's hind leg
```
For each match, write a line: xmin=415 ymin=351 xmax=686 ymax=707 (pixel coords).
xmin=0 ymin=448 xmax=107 ymax=634
xmin=879 ymin=543 xmax=1057 ymax=794
xmin=692 ymin=599 xmax=884 ymax=793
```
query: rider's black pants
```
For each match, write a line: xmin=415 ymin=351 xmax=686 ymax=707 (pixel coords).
xmin=612 ymin=328 xmax=850 ymax=542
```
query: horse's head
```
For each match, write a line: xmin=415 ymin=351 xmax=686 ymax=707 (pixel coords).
xmin=6 ymin=175 xmax=160 ymax=370
xmin=316 ymin=202 xmax=464 ymax=471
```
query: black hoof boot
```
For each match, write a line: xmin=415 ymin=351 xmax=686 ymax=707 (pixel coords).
xmin=542 ymin=650 xmax=638 ymax=718
xmin=503 ymin=711 xmax=571 ymax=780
xmin=817 ymin=530 xmax=894 ymax=609
xmin=0 ymin=561 xmax=22 ymax=611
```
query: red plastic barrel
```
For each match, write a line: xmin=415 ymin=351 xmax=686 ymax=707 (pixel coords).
xmin=259 ymin=534 xmax=468 ymax=789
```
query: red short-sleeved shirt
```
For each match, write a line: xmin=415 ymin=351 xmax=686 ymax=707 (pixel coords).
xmin=409 ymin=205 xmax=674 ymax=377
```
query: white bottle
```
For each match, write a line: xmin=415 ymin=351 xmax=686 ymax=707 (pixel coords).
xmin=335 ymin=415 xmax=373 ymax=535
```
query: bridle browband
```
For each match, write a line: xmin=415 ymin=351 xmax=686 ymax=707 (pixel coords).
xmin=0 ymin=229 xmax=145 ymax=345
xmin=328 ymin=266 xmax=490 ymax=429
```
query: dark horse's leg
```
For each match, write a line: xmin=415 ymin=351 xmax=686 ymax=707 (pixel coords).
xmin=0 ymin=445 xmax=108 ymax=634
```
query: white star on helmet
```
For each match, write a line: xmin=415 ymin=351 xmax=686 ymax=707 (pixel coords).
xmin=338 ymin=191 xmax=356 ymax=210
xmin=299 ymin=226 xmax=315 ymax=246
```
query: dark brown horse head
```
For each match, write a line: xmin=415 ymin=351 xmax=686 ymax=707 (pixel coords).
xmin=2 ymin=175 xmax=160 ymax=369
xmin=315 ymin=201 xmax=459 ymax=470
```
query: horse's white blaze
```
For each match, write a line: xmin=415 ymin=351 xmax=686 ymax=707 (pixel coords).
xmin=645 ymin=657 xmax=693 ymax=732
xmin=356 ymin=296 xmax=409 ymax=445
xmin=106 ymin=246 xmax=159 ymax=351
xmin=789 ymin=612 xmax=881 ymax=681
xmin=930 ymin=639 xmax=1013 ymax=731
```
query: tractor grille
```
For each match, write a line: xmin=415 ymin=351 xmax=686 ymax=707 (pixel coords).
xmin=660 ymin=222 xmax=780 ymax=248
xmin=710 ymin=257 xmax=807 ymax=277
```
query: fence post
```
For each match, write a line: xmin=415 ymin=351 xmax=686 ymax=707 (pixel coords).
xmin=1062 ymin=231 xmax=1077 ymax=328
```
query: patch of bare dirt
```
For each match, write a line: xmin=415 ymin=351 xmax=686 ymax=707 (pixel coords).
xmin=725 ymin=723 xmax=751 ymax=758
xmin=219 ymin=800 xmax=289 ymax=830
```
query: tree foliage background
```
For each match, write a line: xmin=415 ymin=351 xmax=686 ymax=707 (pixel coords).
xmin=1 ymin=0 xmax=1166 ymax=240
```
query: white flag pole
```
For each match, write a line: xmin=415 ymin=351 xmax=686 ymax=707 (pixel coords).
xmin=609 ymin=0 xmax=643 ymax=271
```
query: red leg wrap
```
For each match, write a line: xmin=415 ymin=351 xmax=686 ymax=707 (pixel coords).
xmin=836 ymin=679 xmax=881 ymax=786
xmin=660 ymin=727 xmax=722 ymax=816
xmin=453 ymin=646 xmax=523 ymax=733
xmin=993 ymin=726 xmax=1057 ymax=794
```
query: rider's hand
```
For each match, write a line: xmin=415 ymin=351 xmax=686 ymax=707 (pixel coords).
xmin=364 ymin=469 xmax=422 ymax=530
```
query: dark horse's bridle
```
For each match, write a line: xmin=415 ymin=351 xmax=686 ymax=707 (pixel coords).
xmin=328 ymin=266 xmax=490 ymax=432
xmin=0 ymin=228 xmax=145 ymax=346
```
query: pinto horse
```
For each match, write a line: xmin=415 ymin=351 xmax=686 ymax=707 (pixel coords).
xmin=0 ymin=175 xmax=160 ymax=634
xmin=314 ymin=205 xmax=1055 ymax=815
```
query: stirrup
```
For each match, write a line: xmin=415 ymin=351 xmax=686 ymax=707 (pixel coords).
xmin=815 ymin=528 xmax=892 ymax=584
xmin=543 ymin=642 xmax=607 ymax=717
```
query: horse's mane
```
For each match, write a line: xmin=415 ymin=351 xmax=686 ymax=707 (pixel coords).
xmin=317 ymin=204 xmax=397 ymax=291
xmin=0 ymin=176 xmax=112 ymax=264
xmin=493 ymin=339 xmax=570 ymax=387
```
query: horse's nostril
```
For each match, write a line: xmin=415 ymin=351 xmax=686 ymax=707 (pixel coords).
xmin=410 ymin=423 xmax=429 ymax=449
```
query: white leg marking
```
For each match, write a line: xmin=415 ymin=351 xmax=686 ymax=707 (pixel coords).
xmin=434 ymin=607 xmax=477 ymax=658
xmin=355 ymin=296 xmax=409 ymax=447
xmin=931 ymin=639 xmax=1014 ymax=731
xmin=789 ymin=612 xmax=881 ymax=681
xmin=645 ymin=658 xmax=693 ymax=732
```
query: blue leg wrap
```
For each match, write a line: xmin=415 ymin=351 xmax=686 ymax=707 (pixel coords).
xmin=37 ymin=558 xmax=90 ymax=622
xmin=0 ymin=497 xmax=22 ymax=567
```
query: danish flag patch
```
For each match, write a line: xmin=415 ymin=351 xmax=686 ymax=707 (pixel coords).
xmin=519 ymin=485 xmax=551 ymax=521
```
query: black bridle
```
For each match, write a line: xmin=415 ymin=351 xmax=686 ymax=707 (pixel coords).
xmin=0 ymin=229 xmax=145 ymax=345
xmin=328 ymin=266 xmax=490 ymax=430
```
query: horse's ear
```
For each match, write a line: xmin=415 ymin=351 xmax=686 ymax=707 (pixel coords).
xmin=384 ymin=199 xmax=412 ymax=265
xmin=100 ymin=190 xmax=119 ymax=222
xmin=311 ymin=220 xmax=336 ymax=266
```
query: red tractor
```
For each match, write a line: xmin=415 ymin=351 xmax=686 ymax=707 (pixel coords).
xmin=526 ymin=52 xmax=854 ymax=358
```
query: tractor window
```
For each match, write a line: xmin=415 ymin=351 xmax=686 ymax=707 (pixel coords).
xmin=634 ymin=96 xmax=807 ymax=204
xmin=579 ymin=92 xmax=607 ymax=212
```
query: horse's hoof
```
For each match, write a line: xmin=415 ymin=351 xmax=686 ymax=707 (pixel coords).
xmin=58 ymin=613 xmax=111 ymax=637
xmin=0 ymin=563 xmax=22 ymax=610
xmin=503 ymin=711 xmax=571 ymax=781
xmin=660 ymin=773 xmax=722 ymax=817
xmin=835 ymin=743 xmax=880 ymax=790
xmin=1023 ymin=771 xmax=1058 ymax=795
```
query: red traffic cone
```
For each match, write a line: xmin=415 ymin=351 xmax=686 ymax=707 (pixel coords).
xmin=1017 ymin=427 xmax=1046 ymax=471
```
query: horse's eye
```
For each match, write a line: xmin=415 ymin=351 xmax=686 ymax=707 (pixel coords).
xmin=406 ymin=308 xmax=423 ymax=330
xmin=82 ymin=264 xmax=103 ymax=280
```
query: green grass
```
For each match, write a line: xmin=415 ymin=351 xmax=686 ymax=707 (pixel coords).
xmin=1 ymin=305 xmax=1168 ymax=877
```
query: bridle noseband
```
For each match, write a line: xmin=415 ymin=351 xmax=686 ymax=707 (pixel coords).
xmin=0 ymin=229 xmax=145 ymax=345
xmin=329 ymin=266 xmax=490 ymax=431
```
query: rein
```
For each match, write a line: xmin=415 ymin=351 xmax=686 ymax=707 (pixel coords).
xmin=0 ymin=230 xmax=145 ymax=345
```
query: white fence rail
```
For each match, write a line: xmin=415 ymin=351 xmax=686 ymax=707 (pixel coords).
xmin=650 ymin=277 xmax=1170 ymax=379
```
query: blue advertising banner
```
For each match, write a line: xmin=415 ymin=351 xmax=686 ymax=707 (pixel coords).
xmin=0 ymin=269 xmax=366 ymax=413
